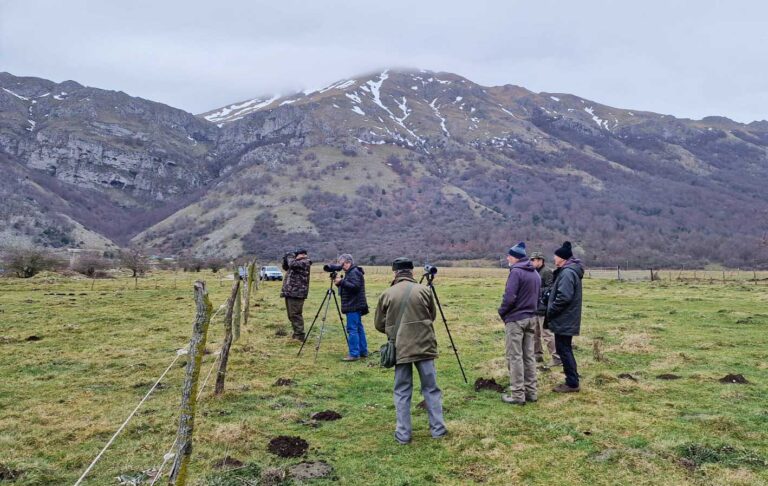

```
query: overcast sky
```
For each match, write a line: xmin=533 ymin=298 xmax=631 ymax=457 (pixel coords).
xmin=1 ymin=0 xmax=766 ymax=122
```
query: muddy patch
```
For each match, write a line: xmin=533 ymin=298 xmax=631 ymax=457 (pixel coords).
xmin=0 ymin=464 xmax=22 ymax=481
xmin=274 ymin=377 xmax=294 ymax=387
xmin=656 ymin=373 xmax=681 ymax=380
xmin=474 ymin=377 xmax=505 ymax=393
xmin=719 ymin=374 xmax=749 ymax=384
xmin=25 ymin=335 xmax=42 ymax=342
xmin=212 ymin=455 xmax=244 ymax=470
xmin=267 ymin=435 xmax=308 ymax=458
xmin=311 ymin=410 xmax=342 ymax=421
xmin=289 ymin=461 xmax=334 ymax=481
xmin=618 ymin=373 xmax=638 ymax=382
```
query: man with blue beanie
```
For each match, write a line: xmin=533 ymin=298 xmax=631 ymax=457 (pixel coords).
xmin=498 ymin=242 xmax=541 ymax=405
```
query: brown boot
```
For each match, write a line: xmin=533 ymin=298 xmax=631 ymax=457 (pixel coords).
xmin=552 ymin=383 xmax=580 ymax=393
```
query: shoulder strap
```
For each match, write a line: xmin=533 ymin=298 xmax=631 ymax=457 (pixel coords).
xmin=390 ymin=283 xmax=415 ymax=342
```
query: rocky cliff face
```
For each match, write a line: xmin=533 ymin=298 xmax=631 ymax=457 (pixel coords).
xmin=2 ymin=70 xmax=767 ymax=267
xmin=0 ymin=72 xmax=217 ymax=202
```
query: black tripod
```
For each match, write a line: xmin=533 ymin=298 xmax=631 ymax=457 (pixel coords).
xmin=297 ymin=274 xmax=349 ymax=362
xmin=420 ymin=272 xmax=468 ymax=384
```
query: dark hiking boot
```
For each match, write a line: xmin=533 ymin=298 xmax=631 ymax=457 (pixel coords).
xmin=552 ymin=383 xmax=580 ymax=393
xmin=292 ymin=334 xmax=305 ymax=342
xmin=525 ymin=395 xmax=538 ymax=403
xmin=547 ymin=359 xmax=563 ymax=367
xmin=341 ymin=355 xmax=360 ymax=362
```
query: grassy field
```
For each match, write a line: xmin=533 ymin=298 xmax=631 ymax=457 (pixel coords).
xmin=1 ymin=268 xmax=767 ymax=485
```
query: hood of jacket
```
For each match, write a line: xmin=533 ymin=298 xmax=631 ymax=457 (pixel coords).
xmin=510 ymin=257 xmax=536 ymax=272
xmin=561 ymin=258 xmax=585 ymax=278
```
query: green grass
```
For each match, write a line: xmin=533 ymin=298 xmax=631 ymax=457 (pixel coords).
xmin=0 ymin=270 xmax=766 ymax=485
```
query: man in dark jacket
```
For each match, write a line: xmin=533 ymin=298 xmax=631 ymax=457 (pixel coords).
xmin=498 ymin=242 xmax=541 ymax=405
xmin=375 ymin=257 xmax=447 ymax=445
xmin=546 ymin=241 xmax=584 ymax=393
xmin=334 ymin=253 xmax=369 ymax=361
xmin=280 ymin=249 xmax=312 ymax=341
xmin=530 ymin=251 xmax=560 ymax=367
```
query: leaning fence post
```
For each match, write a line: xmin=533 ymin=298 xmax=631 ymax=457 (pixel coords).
xmin=168 ymin=281 xmax=212 ymax=486
xmin=215 ymin=275 xmax=240 ymax=395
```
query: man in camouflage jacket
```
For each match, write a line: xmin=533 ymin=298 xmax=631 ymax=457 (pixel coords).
xmin=280 ymin=249 xmax=312 ymax=341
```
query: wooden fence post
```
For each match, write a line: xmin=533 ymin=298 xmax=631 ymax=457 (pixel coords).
xmin=649 ymin=268 xmax=655 ymax=282
xmin=233 ymin=284 xmax=242 ymax=342
xmin=242 ymin=260 xmax=256 ymax=328
xmin=215 ymin=276 xmax=240 ymax=395
xmin=168 ymin=281 xmax=212 ymax=486
xmin=617 ymin=266 xmax=621 ymax=281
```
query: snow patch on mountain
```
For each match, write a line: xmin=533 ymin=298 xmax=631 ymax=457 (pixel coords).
xmin=584 ymin=106 xmax=610 ymax=130
xmin=204 ymin=95 xmax=280 ymax=123
xmin=2 ymin=88 xmax=30 ymax=101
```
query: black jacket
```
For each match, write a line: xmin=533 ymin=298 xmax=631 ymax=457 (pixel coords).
xmin=536 ymin=265 xmax=554 ymax=316
xmin=546 ymin=259 xmax=584 ymax=336
xmin=337 ymin=266 xmax=369 ymax=315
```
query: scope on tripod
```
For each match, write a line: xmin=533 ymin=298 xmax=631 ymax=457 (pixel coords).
xmin=423 ymin=264 xmax=438 ymax=276
xmin=323 ymin=264 xmax=343 ymax=272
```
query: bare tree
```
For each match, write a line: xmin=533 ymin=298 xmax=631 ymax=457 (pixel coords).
xmin=2 ymin=247 xmax=61 ymax=278
xmin=205 ymin=257 xmax=227 ymax=273
xmin=120 ymin=247 xmax=148 ymax=278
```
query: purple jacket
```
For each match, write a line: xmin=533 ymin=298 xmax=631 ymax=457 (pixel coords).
xmin=498 ymin=257 xmax=541 ymax=323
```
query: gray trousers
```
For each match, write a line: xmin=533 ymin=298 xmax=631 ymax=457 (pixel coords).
xmin=285 ymin=297 xmax=305 ymax=336
xmin=533 ymin=315 xmax=560 ymax=361
xmin=504 ymin=317 xmax=538 ymax=401
xmin=394 ymin=359 xmax=447 ymax=442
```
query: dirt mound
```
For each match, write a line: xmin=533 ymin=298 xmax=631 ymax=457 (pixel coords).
xmin=618 ymin=373 xmax=638 ymax=381
xmin=719 ymin=374 xmax=749 ymax=384
xmin=656 ymin=373 xmax=681 ymax=380
xmin=311 ymin=410 xmax=342 ymax=421
xmin=474 ymin=377 xmax=505 ymax=392
xmin=267 ymin=436 xmax=308 ymax=458
xmin=212 ymin=455 xmax=244 ymax=469
xmin=25 ymin=335 xmax=42 ymax=342
xmin=274 ymin=377 xmax=294 ymax=386
xmin=0 ymin=464 xmax=22 ymax=480
xmin=289 ymin=461 xmax=333 ymax=481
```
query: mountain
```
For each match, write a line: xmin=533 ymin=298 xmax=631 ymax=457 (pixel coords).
xmin=2 ymin=69 xmax=767 ymax=267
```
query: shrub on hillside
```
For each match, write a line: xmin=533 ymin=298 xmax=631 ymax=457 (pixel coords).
xmin=1 ymin=248 xmax=63 ymax=278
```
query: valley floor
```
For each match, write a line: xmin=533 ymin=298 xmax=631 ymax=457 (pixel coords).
xmin=1 ymin=269 xmax=767 ymax=485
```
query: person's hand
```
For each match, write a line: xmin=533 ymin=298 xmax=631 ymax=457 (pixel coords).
xmin=334 ymin=276 xmax=342 ymax=286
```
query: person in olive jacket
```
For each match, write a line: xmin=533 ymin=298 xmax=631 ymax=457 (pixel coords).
xmin=546 ymin=241 xmax=585 ymax=393
xmin=334 ymin=253 xmax=369 ymax=361
xmin=280 ymin=249 xmax=312 ymax=341
xmin=375 ymin=257 xmax=447 ymax=445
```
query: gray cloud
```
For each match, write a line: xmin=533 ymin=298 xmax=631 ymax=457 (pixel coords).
xmin=1 ymin=0 xmax=766 ymax=121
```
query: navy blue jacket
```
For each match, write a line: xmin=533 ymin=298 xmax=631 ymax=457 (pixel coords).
xmin=337 ymin=266 xmax=369 ymax=315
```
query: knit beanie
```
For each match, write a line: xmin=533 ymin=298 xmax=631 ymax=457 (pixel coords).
xmin=508 ymin=241 xmax=527 ymax=259
xmin=554 ymin=241 xmax=573 ymax=260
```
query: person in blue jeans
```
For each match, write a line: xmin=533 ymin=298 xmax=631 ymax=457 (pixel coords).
xmin=334 ymin=254 xmax=369 ymax=361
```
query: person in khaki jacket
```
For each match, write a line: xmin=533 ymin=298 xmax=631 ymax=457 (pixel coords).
xmin=375 ymin=257 xmax=447 ymax=445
